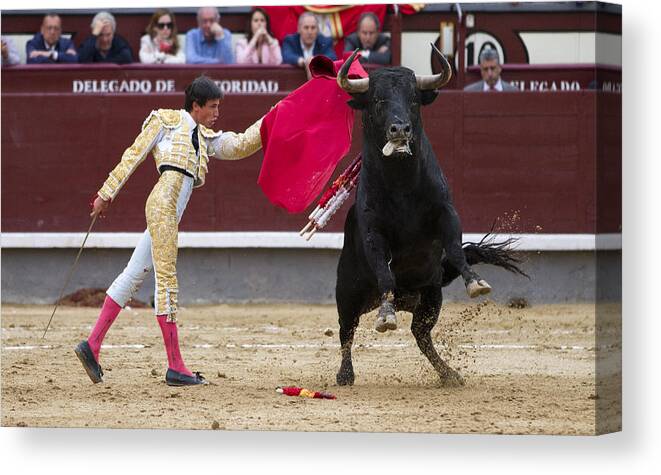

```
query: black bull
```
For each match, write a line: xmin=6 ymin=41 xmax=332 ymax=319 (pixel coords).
xmin=334 ymin=46 xmax=527 ymax=386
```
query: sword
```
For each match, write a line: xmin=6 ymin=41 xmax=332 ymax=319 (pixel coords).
xmin=42 ymin=214 xmax=98 ymax=338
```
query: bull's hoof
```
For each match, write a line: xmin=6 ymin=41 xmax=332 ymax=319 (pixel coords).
xmin=376 ymin=301 xmax=397 ymax=332
xmin=438 ymin=369 xmax=465 ymax=387
xmin=375 ymin=312 xmax=397 ymax=333
xmin=466 ymin=279 xmax=492 ymax=298
xmin=336 ymin=370 xmax=355 ymax=386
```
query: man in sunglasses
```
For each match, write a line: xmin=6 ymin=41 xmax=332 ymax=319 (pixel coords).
xmin=185 ymin=7 xmax=234 ymax=64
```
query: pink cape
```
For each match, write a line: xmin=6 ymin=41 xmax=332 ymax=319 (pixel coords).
xmin=258 ymin=55 xmax=368 ymax=213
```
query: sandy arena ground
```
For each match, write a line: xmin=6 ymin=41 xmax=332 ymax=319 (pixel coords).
xmin=1 ymin=301 xmax=620 ymax=434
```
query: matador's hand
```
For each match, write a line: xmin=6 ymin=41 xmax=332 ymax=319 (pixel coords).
xmin=90 ymin=195 xmax=110 ymax=218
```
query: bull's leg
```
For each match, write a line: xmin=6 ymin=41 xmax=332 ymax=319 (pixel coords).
xmin=362 ymin=230 xmax=398 ymax=332
xmin=411 ymin=286 xmax=465 ymax=387
xmin=335 ymin=279 xmax=370 ymax=386
xmin=438 ymin=202 xmax=491 ymax=298
xmin=335 ymin=218 xmax=375 ymax=386
xmin=336 ymin=309 xmax=361 ymax=386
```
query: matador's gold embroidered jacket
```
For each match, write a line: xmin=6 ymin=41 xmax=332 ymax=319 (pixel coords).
xmin=97 ymin=109 xmax=262 ymax=201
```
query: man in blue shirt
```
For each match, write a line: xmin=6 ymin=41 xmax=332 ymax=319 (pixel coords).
xmin=282 ymin=12 xmax=335 ymax=71
xmin=185 ymin=7 xmax=234 ymax=64
xmin=26 ymin=13 xmax=78 ymax=64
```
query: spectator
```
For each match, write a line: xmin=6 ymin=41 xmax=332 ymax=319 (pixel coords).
xmin=140 ymin=8 xmax=184 ymax=64
xmin=344 ymin=12 xmax=390 ymax=65
xmin=282 ymin=12 xmax=335 ymax=70
xmin=464 ymin=49 xmax=518 ymax=92
xmin=235 ymin=8 xmax=282 ymax=65
xmin=1 ymin=36 xmax=20 ymax=66
xmin=26 ymin=13 xmax=78 ymax=64
xmin=79 ymin=11 xmax=133 ymax=64
xmin=185 ymin=7 xmax=234 ymax=64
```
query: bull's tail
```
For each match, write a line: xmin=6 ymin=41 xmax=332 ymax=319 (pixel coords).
xmin=441 ymin=233 xmax=529 ymax=287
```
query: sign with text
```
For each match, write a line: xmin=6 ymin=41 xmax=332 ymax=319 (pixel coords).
xmin=509 ymin=79 xmax=621 ymax=92
xmin=70 ymin=78 xmax=280 ymax=94
xmin=72 ymin=78 xmax=176 ymax=94
xmin=2 ymin=65 xmax=304 ymax=95
xmin=465 ymin=64 xmax=621 ymax=93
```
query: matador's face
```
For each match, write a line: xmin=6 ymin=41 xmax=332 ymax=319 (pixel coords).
xmin=193 ymin=99 xmax=220 ymax=128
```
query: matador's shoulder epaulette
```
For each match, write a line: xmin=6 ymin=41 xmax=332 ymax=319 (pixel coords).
xmin=199 ymin=124 xmax=223 ymax=139
xmin=143 ymin=109 xmax=182 ymax=130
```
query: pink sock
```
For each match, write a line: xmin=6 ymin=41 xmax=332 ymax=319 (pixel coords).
xmin=156 ymin=315 xmax=193 ymax=376
xmin=88 ymin=295 xmax=122 ymax=360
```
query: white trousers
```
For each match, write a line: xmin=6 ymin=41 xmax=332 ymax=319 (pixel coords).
xmin=106 ymin=172 xmax=194 ymax=316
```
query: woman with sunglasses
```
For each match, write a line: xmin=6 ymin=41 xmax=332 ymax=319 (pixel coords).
xmin=140 ymin=8 xmax=184 ymax=64
xmin=235 ymin=8 xmax=282 ymax=65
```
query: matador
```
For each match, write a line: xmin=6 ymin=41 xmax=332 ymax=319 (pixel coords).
xmin=75 ymin=76 xmax=262 ymax=386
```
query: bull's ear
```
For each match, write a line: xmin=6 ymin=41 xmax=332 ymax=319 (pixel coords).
xmin=420 ymin=89 xmax=439 ymax=106
xmin=347 ymin=93 xmax=368 ymax=110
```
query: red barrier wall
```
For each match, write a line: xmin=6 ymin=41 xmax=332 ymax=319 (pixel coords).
xmin=1 ymin=65 xmax=621 ymax=235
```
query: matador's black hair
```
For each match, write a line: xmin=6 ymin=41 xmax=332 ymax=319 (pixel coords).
xmin=184 ymin=75 xmax=223 ymax=111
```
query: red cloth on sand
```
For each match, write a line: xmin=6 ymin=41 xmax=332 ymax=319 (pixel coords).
xmin=258 ymin=55 xmax=368 ymax=213
xmin=278 ymin=386 xmax=336 ymax=399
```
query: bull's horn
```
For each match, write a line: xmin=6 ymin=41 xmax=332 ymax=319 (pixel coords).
xmin=416 ymin=43 xmax=453 ymax=90
xmin=337 ymin=49 xmax=369 ymax=93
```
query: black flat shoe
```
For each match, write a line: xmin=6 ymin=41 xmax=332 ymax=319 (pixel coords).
xmin=74 ymin=340 xmax=104 ymax=384
xmin=165 ymin=369 xmax=208 ymax=387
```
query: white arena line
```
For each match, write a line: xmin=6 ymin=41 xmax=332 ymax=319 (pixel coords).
xmin=2 ymin=344 xmax=146 ymax=351
xmin=4 ymin=345 xmax=54 ymax=351
xmin=362 ymin=343 xmax=410 ymax=348
xmin=101 ymin=344 xmax=147 ymax=349
xmin=458 ymin=344 xmax=538 ymax=350
xmin=0 ymin=327 xmax=593 ymax=337
xmin=457 ymin=344 xmax=595 ymax=351
xmin=1 ymin=232 xmax=622 ymax=251
xmin=224 ymin=342 xmax=594 ymax=351
xmin=237 ymin=343 xmax=338 ymax=349
xmin=223 ymin=342 xmax=409 ymax=349
xmin=3 ymin=342 xmax=605 ymax=352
